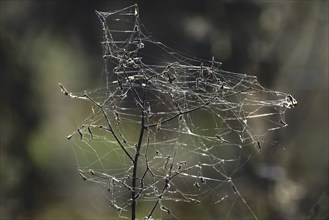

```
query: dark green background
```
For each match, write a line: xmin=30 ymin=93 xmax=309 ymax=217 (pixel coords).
xmin=1 ymin=1 xmax=328 ymax=219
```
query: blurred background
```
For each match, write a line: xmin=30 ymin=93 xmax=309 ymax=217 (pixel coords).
xmin=1 ymin=1 xmax=328 ymax=219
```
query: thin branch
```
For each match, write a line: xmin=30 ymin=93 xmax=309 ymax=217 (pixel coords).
xmin=146 ymin=96 xmax=217 ymax=129
xmin=83 ymin=93 xmax=134 ymax=162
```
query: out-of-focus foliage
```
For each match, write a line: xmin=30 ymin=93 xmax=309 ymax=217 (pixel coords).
xmin=1 ymin=1 xmax=328 ymax=220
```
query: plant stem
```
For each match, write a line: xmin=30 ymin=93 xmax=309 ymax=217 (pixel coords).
xmin=131 ymin=110 xmax=145 ymax=220
xmin=131 ymin=80 xmax=147 ymax=220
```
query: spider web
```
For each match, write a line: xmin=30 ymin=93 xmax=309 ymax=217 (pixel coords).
xmin=60 ymin=4 xmax=297 ymax=219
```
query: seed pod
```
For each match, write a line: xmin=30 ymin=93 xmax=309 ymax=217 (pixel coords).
xmin=160 ymin=206 xmax=171 ymax=214
xmin=156 ymin=118 xmax=162 ymax=131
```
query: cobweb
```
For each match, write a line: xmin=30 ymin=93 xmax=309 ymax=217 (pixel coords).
xmin=60 ymin=4 xmax=297 ymax=219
